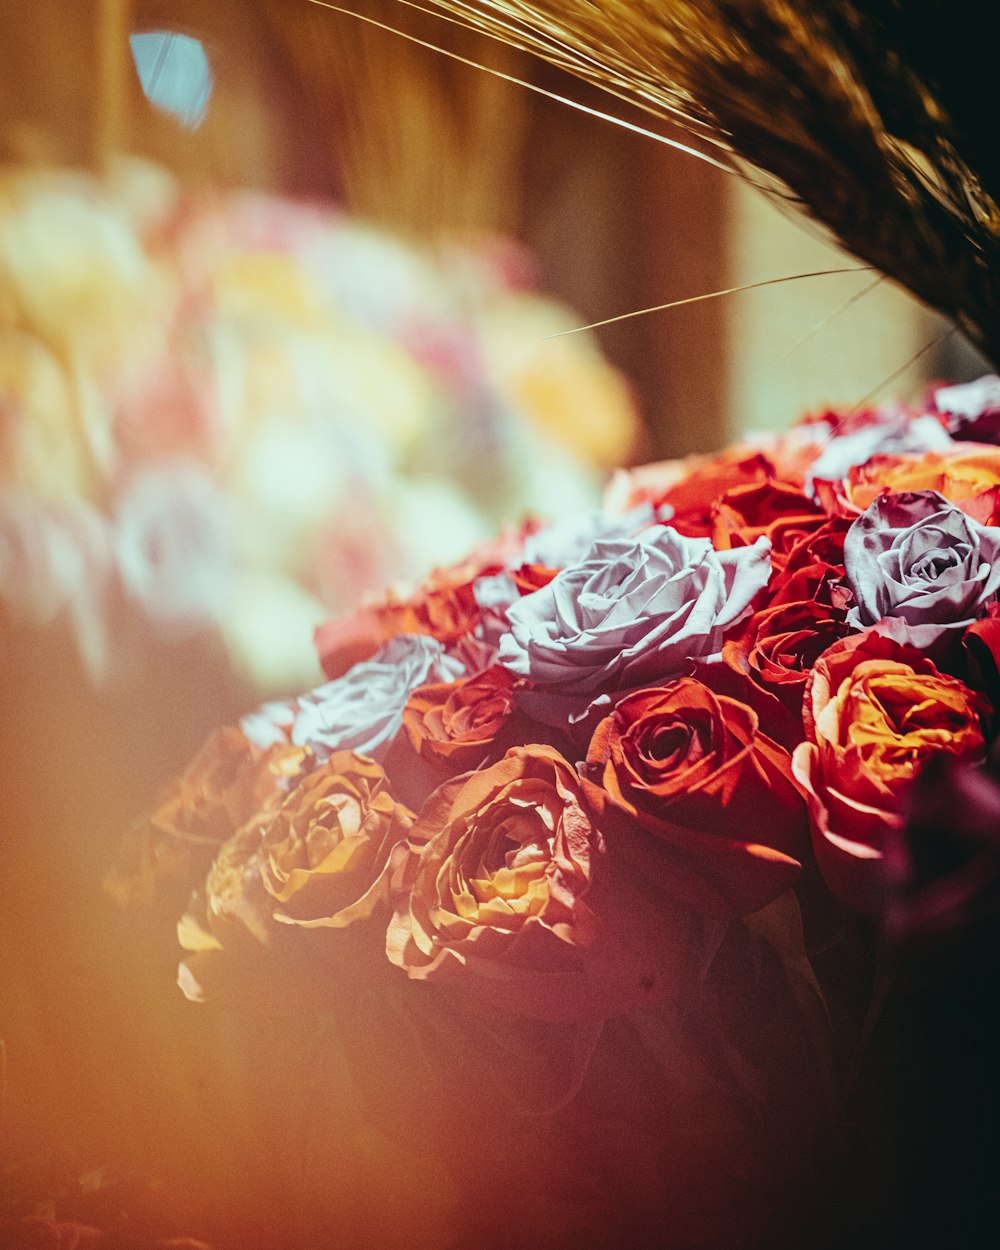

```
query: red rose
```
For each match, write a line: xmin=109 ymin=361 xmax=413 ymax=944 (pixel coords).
xmin=780 ymin=516 xmax=852 ymax=581
xmin=584 ymin=678 xmax=805 ymax=915
xmin=608 ymin=451 xmax=776 ymax=538
xmin=723 ymin=593 xmax=853 ymax=719
xmin=710 ymin=478 xmax=826 ymax=571
xmin=660 ymin=451 xmax=776 ymax=538
xmin=510 ymin=562 xmax=559 ymax=595
xmin=387 ymin=745 xmax=688 ymax=1022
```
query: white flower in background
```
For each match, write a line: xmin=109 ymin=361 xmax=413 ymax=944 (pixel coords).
xmin=0 ymin=495 xmax=112 ymax=679
xmin=387 ymin=478 xmax=496 ymax=576
xmin=227 ymin=419 xmax=356 ymax=574
xmin=0 ymin=167 xmax=641 ymax=688
xmin=474 ymin=293 xmax=641 ymax=469
xmin=222 ymin=571 xmax=327 ymax=695
xmin=0 ymin=171 xmax=166 ymax=371
xmin=501 ymin=421 xmax=605 ymax=522
xmin=0 ymin=327 xmax=90 ymax=502
xmin=114 ymin=462 xmax=234 ymax=633
xmin=308 ymin=219 xmax=456 ymax=336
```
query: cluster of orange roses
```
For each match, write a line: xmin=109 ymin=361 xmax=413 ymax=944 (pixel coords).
xmin=114 ymin=383 xmax=1000 ymax=1028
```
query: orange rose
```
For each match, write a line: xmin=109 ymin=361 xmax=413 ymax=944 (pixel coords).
xmin=834 ymin=449 xmax=1000 ymax=519
xmin=261 ymin=752 xmax=414 ymax=928
xmin=387 ymin=745 xmax=687 ymax=1022
xmin=106 ymin=726 xmax=306 ymax=905
xmin=178 ymin=753 xmax=413 ymax=1004
xmin=402 ymin=664 xmax=516 ymax=771
xmin=792 ymin=633 xmax=988 ymax=910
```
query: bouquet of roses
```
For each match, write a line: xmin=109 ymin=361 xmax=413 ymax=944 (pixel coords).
xmin=112 ymin=375 xmax=1000 ymax=1249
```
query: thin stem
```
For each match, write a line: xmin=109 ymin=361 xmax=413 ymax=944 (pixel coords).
xmin=543 ymin=267 xmax=874 ymax=337
xmin=306 ymin=0 xmax=736 ymax=173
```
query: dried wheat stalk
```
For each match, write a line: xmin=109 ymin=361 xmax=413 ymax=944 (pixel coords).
xmin=410 ymin=0 xmax=1000 ymax=365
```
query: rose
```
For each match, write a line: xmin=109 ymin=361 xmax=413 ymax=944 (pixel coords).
xmin=177 ymin=821 xmax=278 ymax=1003
xmin=838 ymin=450 xmax=1000 ymax=519
xmin=791 ymin=633 xmax=987 ymax=910
xmin=780 ymin=517 xmax=851 ymax=583
xmin=933 ymin=374 xmax=1000 ymax=443
xmin=178 ymin=755 xmax=412 ymax=1003
xmin=964 ymin=605 xmax=1000 ymax=706
xmin=261 ymin=751 xmax=414 ymax=928
xmin=583 ymin=679 xmax=805 ymax=915
xmin=291 ymin=634 xmax=464 ymax=763
xmin=498 ymin=525 xmax=771 ymax=701
xmin=519 ymin=505 xmax=661 ymax=569
xmin=177 ymin=825 xmax=319 ymax=1008
xmin=402 ymin=664 xmax=516 ymax=771
xmin=387 ymin=745 xmax=686 ymax=1021
xmin=844 ymin=489 xmax=1000 ymax=644
xmin=722 ymin=585 xmax=853 ymax=718
xmin=710 ymin=479 xmax=826 ymax=572
xmin=604 ymin=451 xmax=775 ymax=538
xmin=105 ymin=725 xmax=307 ymax=905
xmin=508 ymin=507 xmax=666 ymax=605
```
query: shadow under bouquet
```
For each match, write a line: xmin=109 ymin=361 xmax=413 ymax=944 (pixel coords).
xmin=110 ymin=376 xmax=1000 ymax=1250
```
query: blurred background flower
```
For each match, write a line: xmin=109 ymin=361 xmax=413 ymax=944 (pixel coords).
xmin=1 ymin=158 xmax=640 ymax=691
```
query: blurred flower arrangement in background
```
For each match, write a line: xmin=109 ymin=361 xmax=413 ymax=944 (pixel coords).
xmin=0 ymin=157 xmax=639 ymax=692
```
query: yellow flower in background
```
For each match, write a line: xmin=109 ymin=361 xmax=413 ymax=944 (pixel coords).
xmin=0 ymin=170 xmax=169 ymax=374
xmin=0 ymin=328 xmax=91 ymax=501
xmin=211 ymin=251 xmax=333 ymax=332
xmin=477 ymin=295 xmax=641 ymax=468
